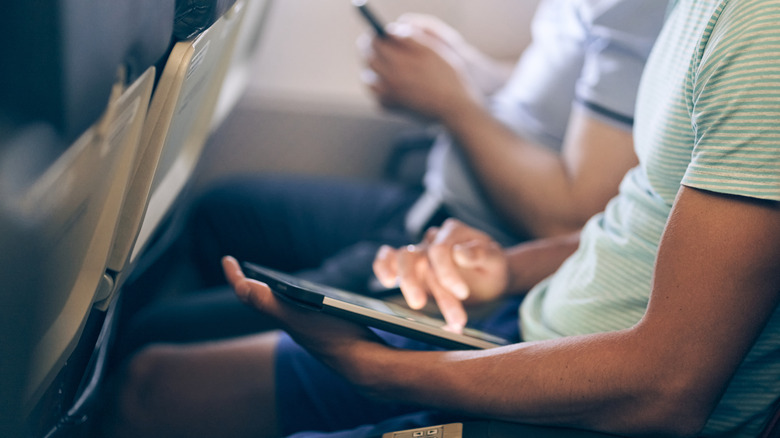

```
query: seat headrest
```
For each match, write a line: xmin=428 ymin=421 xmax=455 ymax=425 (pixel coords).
xmin=174 ymin=0 xmax=238 ymax=40
xmin=0 ymin=0 xmax=175 ymax=142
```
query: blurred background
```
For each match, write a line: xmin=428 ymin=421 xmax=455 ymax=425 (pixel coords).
xmin=194 ymin=0 xmax=539 ymax=190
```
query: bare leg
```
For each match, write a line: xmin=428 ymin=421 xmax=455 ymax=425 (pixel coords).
xmin=105 ymin=331 xmax=281 ymax=438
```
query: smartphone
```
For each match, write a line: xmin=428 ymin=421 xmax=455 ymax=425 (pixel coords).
xmin=382 ymin=423 xmax=463 ymax=438
xmin=352 ymin=0 xmax=387 ymax=38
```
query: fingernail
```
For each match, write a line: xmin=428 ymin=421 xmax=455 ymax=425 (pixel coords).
xmin=443 ymin=322 xmax=464 ymax=334
xmin=387 ymin=22 xmax=413 ymax=37
xmin=452 ymin=244 xmax=474 ymax=264
xmin=408 ymin=295 xmax=425 ymax=309
xmin=452 ymin=283 xmax=469 ymax=300
xmin=360 ymin=68 xmax=378 ymax=85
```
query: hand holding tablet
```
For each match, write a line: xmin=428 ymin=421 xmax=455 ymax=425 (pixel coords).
xmin=241 ymin=262 xmax=510 ymax=350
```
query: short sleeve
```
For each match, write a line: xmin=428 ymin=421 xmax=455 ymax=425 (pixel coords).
xmin=684 ymin=3 xmax=780 ymax=202
xmin=575 ymin=0 xmax=667 ymax=126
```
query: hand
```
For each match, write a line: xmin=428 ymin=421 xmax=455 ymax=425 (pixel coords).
xmin=373 ymin=219 xmax=509 ymax=330
xmin=222 ymin=256 xmax=383 ymax=357
xmin=394 ymin=14 xmax=513 ymax=95
xmin=357 ymin=19 xmax=482 ymax=121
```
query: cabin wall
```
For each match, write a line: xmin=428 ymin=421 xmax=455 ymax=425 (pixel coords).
xmin=194 ymin=0 xmax=540 ymax=189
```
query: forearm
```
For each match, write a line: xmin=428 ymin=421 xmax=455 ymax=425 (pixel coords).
xmin=440 ymin=103 xmax=634 ymax=239
xmin=338 ymin=330 xmax=688 ymax=437
xmin=442 ymin=103 xmax=585 ymax=237
xmin=459 ymin=48 xmax=515 ymax=96
xmin=504 ymin=231 xmax=581 ymax=293
xmin=346 ymin=189 xmax=780 ymax=437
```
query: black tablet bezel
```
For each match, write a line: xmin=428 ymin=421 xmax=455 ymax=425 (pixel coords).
xmin=241 ymin=262 xmax=511 ymax=350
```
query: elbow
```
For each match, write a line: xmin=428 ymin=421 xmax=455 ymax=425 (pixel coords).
xmin=525 ymin=202 xmax=599 ymax=239
xmin=624 ymin=372 xmax=712 ymax=437
xmin=638 ymin=404 xmax=708 ymax=437
xmin=525 ymin=216 xmax=585 ymax=240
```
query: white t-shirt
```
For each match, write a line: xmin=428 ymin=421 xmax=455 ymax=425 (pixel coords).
xmin=418 ymin=0 xmax=667 ymax=245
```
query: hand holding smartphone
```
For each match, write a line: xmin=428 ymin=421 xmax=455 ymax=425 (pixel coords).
xmin=352 ymin=0 xmax=387 ymax=38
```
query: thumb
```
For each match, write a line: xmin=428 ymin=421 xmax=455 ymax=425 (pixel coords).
xmin=452 ymin=240 xmax=497 ymax=269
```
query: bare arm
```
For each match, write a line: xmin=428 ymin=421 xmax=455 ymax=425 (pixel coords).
xmin=394 ymin=13 xmax=515 ymax=96
xmin=355 ymin=187 xmax=780 ymax=436
xmin=441 ymin=103 xmax=637 ymax=238
xmin=367 ymin=27 xmax=637 ymax=239
xmin=231 ymin=187 xmax=780 ymax=436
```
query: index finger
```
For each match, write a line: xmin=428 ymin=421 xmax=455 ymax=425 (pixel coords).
xmin=428 ymin=234 xmax=470 ymax=300
xmin=424 ymin=267 xmax=467 ymax=331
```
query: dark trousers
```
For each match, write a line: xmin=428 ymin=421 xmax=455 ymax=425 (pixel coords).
xmin=187 ymin=174 xmax=421 ymax=290
xmin=116 ymin=174 xmax=425 ymax=356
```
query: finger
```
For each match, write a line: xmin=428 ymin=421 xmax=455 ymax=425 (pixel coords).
xmin=422 ymin=226 xmax=440 ymax=245
xmin=427 ymin=241 xmax=469 ymax=300
xmin=373 ymin=245 xmax=400 ymax=288
xmin=360 ymin=68 xmax=380 ymax=87
xmin=221 ymin=256 xmax=274 ymax=309
xmin=452 ymin=240 xmax=500 ymax=269
xmin=398 ymin=15 xmax=446 ymax=45
xmin=385 ymin=21 xmax=414 ymax=38
xmin=425 ymin=223 xmax=472 ymax=300
xmin=355 ymin=32 xmax=374 ymax=61
xmin=424 ymin=268 xmax=467 ymax=331
xmin=397 ymin=245 xmax=429 ymax=309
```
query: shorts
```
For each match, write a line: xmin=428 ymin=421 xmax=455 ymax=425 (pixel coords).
xmin=276 ymin=297 xmax=523 ymax=437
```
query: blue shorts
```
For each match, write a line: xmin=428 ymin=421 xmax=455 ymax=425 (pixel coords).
xmin=275 ymin=297 xmax=523 ymax=437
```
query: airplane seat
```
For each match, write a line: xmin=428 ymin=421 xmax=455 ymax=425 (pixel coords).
xmin=0 ymin=0 xmax=175 ymax=436
xmin=0 ymin=125 xmax=65 ymax=438
xmin=174 ymin=0 xmax=241 ymax=40
xmin=117 ymin=0 xmax=249 ymax=280
xmin=0 ymin=0 xmax=266 ymax=435
xmin=101 ymin=0 xmax=259 ymax=350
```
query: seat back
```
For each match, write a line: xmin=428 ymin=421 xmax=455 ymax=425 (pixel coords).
xmin=21 ymin=69 xmax=155 ymax=414
xmin=0 ymin=0 xmax=270 ymax=434
xmin=0 ymin=126 xmax=62 ymax=438
xmin=0 ymin=0 xmax=174 ymax=435
xmin=120 ymin=0 xmax=246 ymax=271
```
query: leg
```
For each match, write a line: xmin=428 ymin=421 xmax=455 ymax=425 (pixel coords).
xmin=118 ymin=175 xmax=418 ymax=341
xmin=188 ymin=175 xmax=419 ymax=287
xmin=105 ymin=332 xmax=281 ymax=438
xmin=105 ymin=329 xmax=448 ymax=438
xmin=113 ymin=286 xmax=280 ymax=361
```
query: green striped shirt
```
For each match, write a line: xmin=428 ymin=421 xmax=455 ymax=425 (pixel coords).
xmin=520 ymin=0 xmax=780 ymax=435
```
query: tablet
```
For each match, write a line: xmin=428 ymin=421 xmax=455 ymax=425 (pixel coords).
xmin=241 ymin=262 xmax=511 ymax=350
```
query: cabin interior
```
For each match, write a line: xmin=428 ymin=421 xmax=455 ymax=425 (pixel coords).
xmin=2 ymin=1 xmax=779 ymax=437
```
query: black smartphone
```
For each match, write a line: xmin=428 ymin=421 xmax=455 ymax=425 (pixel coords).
xmin=352 ymin=0 xmax=387 ymax=38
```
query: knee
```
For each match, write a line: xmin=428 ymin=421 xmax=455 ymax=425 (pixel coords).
xmin=189 ymin=176 xmax=259 ymax=221
xmin=113 ymin=345 xmax=178 ymax=433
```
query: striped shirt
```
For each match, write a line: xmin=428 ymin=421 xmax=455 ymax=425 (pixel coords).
xmin=520 ymin=0 xmax=780 ymax=435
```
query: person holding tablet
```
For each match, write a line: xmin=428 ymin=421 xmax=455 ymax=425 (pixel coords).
xmin=118 ymin=0 xmax=666 ymax=344
xmin=104 ymin=0 xmax=675 ymax=436
xmin=105 ymin=1 xmax=780 ymax=437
